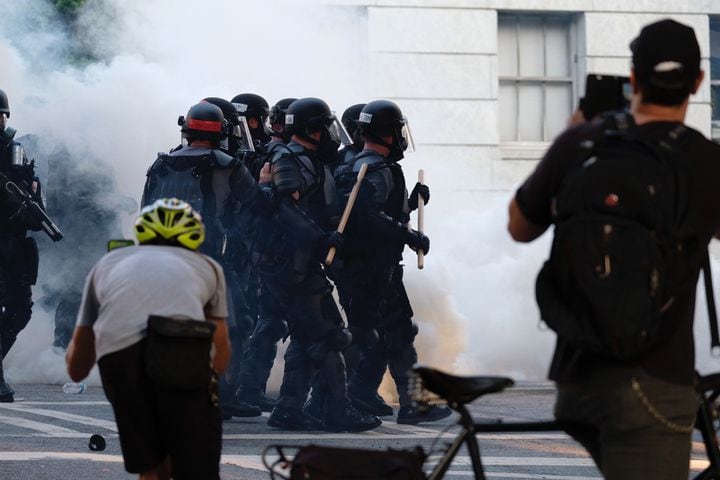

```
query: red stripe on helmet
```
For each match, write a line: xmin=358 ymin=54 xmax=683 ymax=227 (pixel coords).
xmin=187 ymin=118 xmax=222 ymax=132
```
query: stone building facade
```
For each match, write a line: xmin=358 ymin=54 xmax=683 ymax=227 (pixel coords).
xmin=337 ymin=0 xmax=720 ymax=208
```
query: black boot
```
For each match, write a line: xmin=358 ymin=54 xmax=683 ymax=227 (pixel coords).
xmin=236 ymin=388 xmax=276 ymax=412
xmin=397 ymin=403 xmax=452 ymax=425
xmin=268 ymin=405 xmax=322 ymax=431
xmin=0 ymin=341 xmax=13 ymax=403
xmin=218 ymin=378 xmax=261 ymax=418
xmin=302 ymin=389 xmax=326 ymax=424
xmin=324 ymin=401 xmax=381 ymax=433
xmin=350 ymin=390 xmax=393 ymax=417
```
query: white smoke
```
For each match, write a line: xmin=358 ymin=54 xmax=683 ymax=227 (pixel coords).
xmin=0 ymin=0 xmax=371 ymax=386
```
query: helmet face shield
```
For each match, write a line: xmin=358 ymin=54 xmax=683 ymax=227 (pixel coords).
xmin=400 ymin=116 xmax=415 ymax=153
xmin=328 ymin=112 xmax=353 ymax=146
xmin=233 ymin=116 xmax=255 ymax=152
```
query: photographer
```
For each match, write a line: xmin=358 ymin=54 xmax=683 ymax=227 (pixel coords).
xmin=508 ymin=19 xmax=720 ymax=480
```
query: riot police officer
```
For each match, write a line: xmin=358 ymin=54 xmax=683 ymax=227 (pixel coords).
xmin=141 ymin=101 xmax=261 ymax=418
xmin=0 ymin=89 xmax=44 ymax=402
xmin=234 ymin=97 xmax=297 ymax=412
xmin=231 ymin=93 xmax=271 ymax=177
xmin=268 ymin=97 xmax=297 ymax=144
xmin=258 ymin=98 xmax=379 ymax=432
xmin=342 ymin=100 xmax=450 ymax=424
xmin=330 ymin=103 xmax=365 ymax=177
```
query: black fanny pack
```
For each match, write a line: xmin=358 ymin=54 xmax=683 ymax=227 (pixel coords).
xmin=264 ymin=445 xmax=426 ymax=480
xmin=145 ymin=315 xmax=216 ymax=390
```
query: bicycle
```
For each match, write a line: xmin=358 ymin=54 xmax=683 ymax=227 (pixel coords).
xmin=264 ymin=365 xmax=720 ymax=479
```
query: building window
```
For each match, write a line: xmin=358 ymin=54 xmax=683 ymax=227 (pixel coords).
xmin=498 ymin=14 xmax=575 ymax=143
xmin=711 ymin=17 xmax=720 ymax=140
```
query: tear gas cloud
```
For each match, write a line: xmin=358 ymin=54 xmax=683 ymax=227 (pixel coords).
xmin=3 ymin=0 xmax=719 ymax=387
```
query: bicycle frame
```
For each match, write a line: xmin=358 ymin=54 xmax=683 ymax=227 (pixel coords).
xmin=427 ymin=397 xmax=720 ymax=480
xmin=427 ymin=405 xmax=568 ymax=480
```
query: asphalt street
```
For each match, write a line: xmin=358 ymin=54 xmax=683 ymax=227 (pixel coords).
xmin=0 ymin=383 xmax=712 ymax=479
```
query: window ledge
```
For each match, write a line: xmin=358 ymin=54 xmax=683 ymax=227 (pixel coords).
xmin=500 ymin=142 xmax=551 ymax=161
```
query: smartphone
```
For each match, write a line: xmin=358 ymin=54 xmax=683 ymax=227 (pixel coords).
xmin=579 ymin=74 xmax=632 ymax=120
xmin=107 ymin=239 xmax=135 ymax=252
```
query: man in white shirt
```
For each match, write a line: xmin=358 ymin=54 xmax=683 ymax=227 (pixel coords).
xmin=66 ymin=198 xmax=230 ymax=480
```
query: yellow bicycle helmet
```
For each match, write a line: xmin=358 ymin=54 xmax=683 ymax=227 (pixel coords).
xmin=134 ymin=198 xmax=205 ymax=250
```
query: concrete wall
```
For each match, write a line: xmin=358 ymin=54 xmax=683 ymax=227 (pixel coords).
xmin=334 ymin=0 xmax=716 ymax=206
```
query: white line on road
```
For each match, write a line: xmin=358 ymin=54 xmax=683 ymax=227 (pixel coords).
xmin=0 ymin=404 xmax=117 ymax=431
xmin=18 ymin=401 xmax=111 ymax=406
xmin=222 ymin=431 xmax=571 ymax=440
xmin=452 ymin=472 xmax=600 ymax=479
xmin=0 ymin=452 xmax=709 ymax=477
xmin=0 ymin=415 xmax=83 ymax=436
xmin=0 ymin=452 xmax=123 ymax=462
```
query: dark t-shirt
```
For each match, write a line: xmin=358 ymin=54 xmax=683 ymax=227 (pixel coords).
xmin=515 ymin=119 xmax=720 ymax=385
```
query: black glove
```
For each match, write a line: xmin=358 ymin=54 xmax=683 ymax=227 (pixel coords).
xmin=404 ymin=229 xmax=429 ymax=255
xmin=408 ymin=182 xmax=430 ymax=211
xmin=319 ymin=231 xmax=344 ymax=257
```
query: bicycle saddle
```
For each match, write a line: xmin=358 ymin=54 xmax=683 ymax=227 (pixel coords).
xmin=413 ymin=365 xmax=514 ymax=407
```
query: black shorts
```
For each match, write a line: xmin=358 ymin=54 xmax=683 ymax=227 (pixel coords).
xmin=98 ymin=339 xmax=222 ymax=479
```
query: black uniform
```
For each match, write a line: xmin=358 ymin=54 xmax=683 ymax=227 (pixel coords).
xmin=141 ymin=144 xmax=264 ymax=418
xmin=258 ymin=139 xmax=378 ymax=431
xmin=259 ymin=141 xmax=343 ymax=409
xmin=0 ymin=130 xmax=42 ymax=401
xmin=236 ymin=139 xmax=292 ymax=409
xmin=21 ymin=138 xmax=132 ymax=351
xmin=342 ymin=150 xmax=419 ymax=407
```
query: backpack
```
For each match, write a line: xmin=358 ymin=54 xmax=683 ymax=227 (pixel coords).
xmin=535 ymin=112 xmax=695 ymax=359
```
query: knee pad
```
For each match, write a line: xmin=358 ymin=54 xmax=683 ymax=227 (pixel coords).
xmin=387 ymin=320 xmax=418 ymax=353
xmin=256 ymin=317 xmax=289 ymax=341
xmin=328 ymin=327 xmax=352 ymax=352
xmin=350 ymin=327 xmax=379 ymax=350
xmin=308 ymin=328 xmax=352 ymax=367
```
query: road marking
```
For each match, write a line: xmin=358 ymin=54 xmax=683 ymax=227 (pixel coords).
xmin=223 ymin=431 xmax=571 ymax=440
xmin=0 ymin=451 xmax=709 ymax=478
xmin=0 ymin=415 xmax=83 ymax=436
xmin=454 ymin=473 xmax=600 ymax=479
xmin=0 ymin=404 xmax=117 ymax=431
xmin=0 ymin=452 xmax=123 ymax=462
xmin=18 ymin=401 xmax=111 ymax=406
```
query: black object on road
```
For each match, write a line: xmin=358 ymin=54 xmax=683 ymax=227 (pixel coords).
xmin=88 ymin=434 xmax=106 ymax=451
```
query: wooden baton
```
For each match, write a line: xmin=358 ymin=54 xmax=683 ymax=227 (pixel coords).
xmin=417 ymin=169 xmax=425 ymax=270
xmin=325 ymin=162 xmax=369 ymax=266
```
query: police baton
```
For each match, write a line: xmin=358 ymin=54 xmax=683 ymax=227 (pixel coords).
xmin=417 ymin=169 xmax=425 ymax=270
xmin=325 ymin=162 xmax=368 ymax=266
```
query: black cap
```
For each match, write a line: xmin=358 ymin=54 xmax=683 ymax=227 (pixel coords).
xmin=88 ymin=434 xmax=106 ymax=451
xmin=630 ymin=19 xmax=701 ymax=89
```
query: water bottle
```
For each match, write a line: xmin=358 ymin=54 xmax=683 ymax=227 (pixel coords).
xmin=62 ymin=382 xmax=87 ymax=394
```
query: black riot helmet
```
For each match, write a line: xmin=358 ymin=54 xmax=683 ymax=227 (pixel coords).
xmin=341 ymin=103 xmax=366 ymax=149
xmin=231 ymin=93 xmax=270 ymax=143
xmin=358 ymin=100 xmax=413 ymax=161
xmin=0 ymin=89 xmax=9 ymax=118
xmin=285 ymin=97 xmax=351 ymax=160
xmin=269 ymin=97 xmax=297 ymax=131
xmin=202 ymin=97 xmax=253 ymax=154
xmin=203 ymin=97 xmax=239 ymax=125
xmin=231 ymin=93 xmax=270 ymax=119
xmin=178 ymin=102 xmax=227 ymax=144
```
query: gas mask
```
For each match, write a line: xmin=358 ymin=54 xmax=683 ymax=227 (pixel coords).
xmin=387 ymin=117 xmax=415 ymax=162
xmin=316 ymin=114 xmax=352 ymax=163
